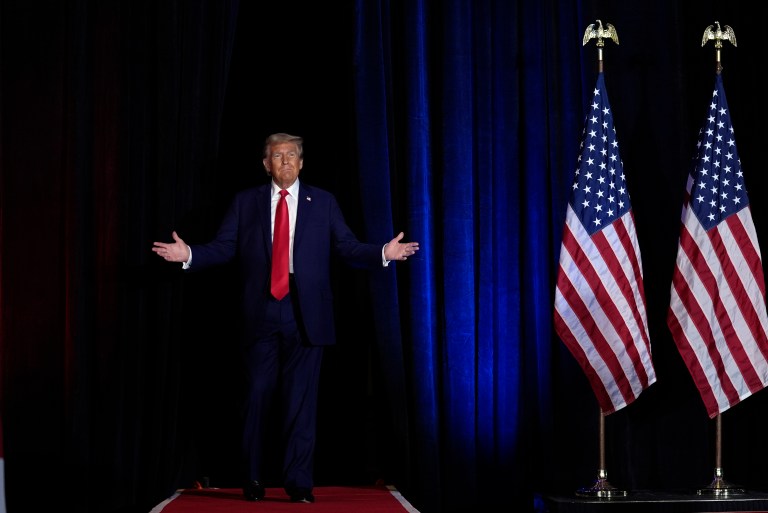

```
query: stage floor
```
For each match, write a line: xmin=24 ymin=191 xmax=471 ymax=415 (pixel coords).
xmin=535 ymin=489 xmax=768 ymax=513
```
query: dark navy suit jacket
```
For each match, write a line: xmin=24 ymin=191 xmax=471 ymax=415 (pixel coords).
xmin=187 ymin=181 xmax=384 ymax=345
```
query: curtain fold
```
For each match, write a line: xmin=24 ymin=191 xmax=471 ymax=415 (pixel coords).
xmin=1 ymin=2 xmax=241 ymax=511
xmin=352 ymin=0 xmax=415 ymax=488
xmin=353 ymin=0 xmax=563 ymax=509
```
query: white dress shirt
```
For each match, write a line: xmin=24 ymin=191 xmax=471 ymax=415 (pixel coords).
xmin=271 ymin=179 xmax=300 ymax=273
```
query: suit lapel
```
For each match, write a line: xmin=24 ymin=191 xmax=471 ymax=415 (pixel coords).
xmin=294 ymin=183 xmax=311 ymax=251
xmin=259 ymin=185 xmax=273 ymax=254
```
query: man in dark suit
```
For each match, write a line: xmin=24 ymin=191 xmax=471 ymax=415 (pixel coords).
xmin=152 ymin=132 xmax=419 ymax=503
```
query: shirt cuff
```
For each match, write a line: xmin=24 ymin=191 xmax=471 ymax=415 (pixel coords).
xmin=182 ymin=245 xmax=192 ymax=269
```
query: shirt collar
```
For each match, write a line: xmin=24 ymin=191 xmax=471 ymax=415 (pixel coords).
xmin=272 ymin=178 xmax=300 ymax=198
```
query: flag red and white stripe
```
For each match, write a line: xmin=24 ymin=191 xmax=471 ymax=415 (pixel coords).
xmin=667 ymin=74 xmax=768 ymax=418
xmin=554 ymin=73 xmax=656 ymax=414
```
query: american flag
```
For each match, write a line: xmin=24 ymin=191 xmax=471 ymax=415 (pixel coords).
xmin=554 ymin=73 xmax=656 ymax=414
xmin=667 ymin=73 xmax=768 ymax=418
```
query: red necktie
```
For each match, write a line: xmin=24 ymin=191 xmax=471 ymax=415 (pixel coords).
xmin=271 ymin=189 xmax=290 ymax=300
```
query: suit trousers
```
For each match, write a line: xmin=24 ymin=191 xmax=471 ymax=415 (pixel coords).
xmin=240 ymin=279 xmax=323 ymax=491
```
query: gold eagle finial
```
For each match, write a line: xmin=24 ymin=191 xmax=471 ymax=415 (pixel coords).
xmin=583 ymin=19 xmax=619 ymax=47
xmin=702 ymin=21 xmax=736 ymax=48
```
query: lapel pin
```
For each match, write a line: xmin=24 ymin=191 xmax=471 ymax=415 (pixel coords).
xmin=306 ymin=196 xmax=312 ymax=202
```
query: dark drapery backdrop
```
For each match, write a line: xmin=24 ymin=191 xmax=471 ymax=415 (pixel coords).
xmin=4 ymin=1 xmax=768 ymax=512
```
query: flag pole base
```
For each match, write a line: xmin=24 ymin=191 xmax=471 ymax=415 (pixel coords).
xmin=697 ymin=469 xmax=744 ymax=496
xmin=575 ymin=470 xmax=627 ymax=498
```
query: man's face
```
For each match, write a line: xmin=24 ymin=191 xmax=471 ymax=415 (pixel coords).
xmin=263 ymin=142 xmax=303 ymax=188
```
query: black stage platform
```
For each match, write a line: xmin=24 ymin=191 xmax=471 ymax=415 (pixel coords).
xmin=535 ymin=490 xmax=768 ymax=513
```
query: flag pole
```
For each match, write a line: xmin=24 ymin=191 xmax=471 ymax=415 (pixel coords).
xmin=694 ymin=23 xmax=744 ymax=497
xmin=573 ymin=21 xmax=627 ymax=499
xmin=576 ymin=409 xmax=626 ymax=497
xmin=697 ymin=413 xmax=744 ymax=496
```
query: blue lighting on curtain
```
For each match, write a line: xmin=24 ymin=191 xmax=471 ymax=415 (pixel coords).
xmin=353 ymin=0 xmax=589 ymax=509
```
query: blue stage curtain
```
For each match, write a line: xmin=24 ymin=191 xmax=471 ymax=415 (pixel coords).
xmin=353 ymin=1 xmax=589 ymax=510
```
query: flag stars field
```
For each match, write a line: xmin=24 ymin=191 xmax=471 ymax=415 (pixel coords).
xmin=568 ymin=85 xmax=630 ymax=237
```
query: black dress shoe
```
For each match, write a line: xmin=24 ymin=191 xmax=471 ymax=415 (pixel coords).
xmin=288 ymin=488 xmax=315 ymax=503
xmin=243 ymin=480 xmax=266 ymax=501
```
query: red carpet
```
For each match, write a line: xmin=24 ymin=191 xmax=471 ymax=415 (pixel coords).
xmin=150 ymin=485 xmax=421 ymax=513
